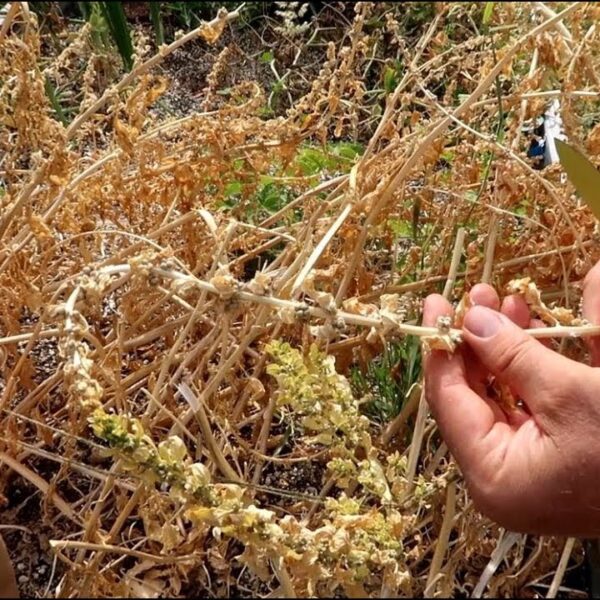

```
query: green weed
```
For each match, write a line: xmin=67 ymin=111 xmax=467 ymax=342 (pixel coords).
xmin=351 ymin=336 xmax=422 ymax=424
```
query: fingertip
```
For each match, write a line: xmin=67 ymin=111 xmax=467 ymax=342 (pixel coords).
xmin=470 ymin=283 xmax=500 ymax=310
xmin=583 ymin=261 xmax=600 ymax=325
xmin=581 ymin=262 xmax=600 ymax=363
xmin=583 ymin=260 xmax=600 ymax=291
xmin=422 ymin=294 xmax=453 ymax=327
xmin=501 ymin=294 xmax=530 ymax=328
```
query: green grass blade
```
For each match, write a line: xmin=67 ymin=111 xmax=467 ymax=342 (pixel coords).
xmin=77 ymin=1 xmax=92 ymax=20
xmin=44 ymin=77 xmax=69 ymax=126
xmin=556 ymin=139 xmax=600 ymax=221
xmin=482 ymin=2 xmax=495 ymax=26
xmin=99 ymin=1 xmax=134 ymax=70
xmin=149 ymin=2 xmax=164 ymax=46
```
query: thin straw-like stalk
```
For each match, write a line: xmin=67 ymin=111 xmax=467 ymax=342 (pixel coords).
xmin=546 ymin=538 xmax=576 ymax=598
xmin=424 ymin=480 xmax=457 ymax=596
xmin=50 ymin=540 xmax=199 ymax=564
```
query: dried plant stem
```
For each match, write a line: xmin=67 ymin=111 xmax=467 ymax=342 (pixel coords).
xmin=4 ymin=266 xmax=600 ymax=353
xmin=424 ymin=480 xmax=456 ymax=596
xmin=151 ymin=292 xmax=208 ymax=401
xmin=546 ymin=538 xmax=576 ymax=599
xmin=177 ymin=382 xmax=242 ymax=483
xmin=512 ymin=47 xmax=539 ymax=151
xmin=79 ymin=487 xmax=146 ymax=595
xmin=259 ymin=174 xmax=347 ymax=229
xmin=271 ymin=556 xmax=297 ymax=598
xmin=534 ymin=2 xmax=574 ymax=48
xmin=50 ymin=541 xmax=199 ymax=564
xmin=567 ymin=24 xmax=596 ymax=87
xmin=0 ymin=328 xmax=61 ymax=346
xmin=305 ymin=476 xmax=336 ymax=523
xmin=403 ymin=388 xmax=429 ymax=493
xmin=472 ymin=531 xmax=522 ymax=598
xmin=251 ymin=393 xmax=276 ymax=486
xmin=233 ymin=321 xmax=285 ymax=423
xmin=73 ymin=465 xmax=122 ymax=567
xmin=291 ymin=202 xmax=353 ymax=296
xmin=473 ymin=89 xmax=600 ymax=111
xmin=498 ymin=238 xmax=595 ymax=269
xmin=0 ymin=1 xmax=20 ymax=45
xmin=482 ymin=216 xmax=498 ymax=285
xmin=443 ymin=227 xmax=466 ymax=298
xmin=13 ymin=371 xmax=61 ymax=415
xmin=147 ymin=266 xmax=600 ymax=340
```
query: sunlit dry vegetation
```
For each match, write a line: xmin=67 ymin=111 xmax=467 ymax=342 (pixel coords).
xmin=1 ymin=1 xmax=600 ymax=597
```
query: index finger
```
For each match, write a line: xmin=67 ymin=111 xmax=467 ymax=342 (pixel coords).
xmin=583 ymin=261 xmax=600 ymax=366
xmin=423 ymin=294 xmax=511 ymax=472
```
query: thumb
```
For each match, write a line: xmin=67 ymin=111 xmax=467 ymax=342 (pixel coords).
xmin=462 ymin=305 xmax=579 ymax=411
xmin=583 ymin=261 xmax=600 ymax=366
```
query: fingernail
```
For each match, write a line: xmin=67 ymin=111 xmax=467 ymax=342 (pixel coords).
xmin=463 ymin=305 xmax=504 ymax=338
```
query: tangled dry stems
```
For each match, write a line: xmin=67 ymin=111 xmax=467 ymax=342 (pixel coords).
xmin=1 ymin=1 xmax=600 ymax=597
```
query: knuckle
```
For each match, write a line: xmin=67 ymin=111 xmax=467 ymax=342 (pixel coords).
xmin=584 ymin=261 xmax=600 ymax=288
xmin=493 ymin=334 xmax=533 ymax=377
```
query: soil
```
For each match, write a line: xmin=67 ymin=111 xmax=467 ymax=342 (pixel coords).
xmin=1 ymin=475 xmax=65 ymax=599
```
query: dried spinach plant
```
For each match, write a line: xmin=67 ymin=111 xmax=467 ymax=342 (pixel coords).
xmin=1 ymin=1 xmax=600 ymax=597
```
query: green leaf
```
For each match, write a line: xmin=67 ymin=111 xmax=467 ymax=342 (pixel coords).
xmin=259 ymin=50 xmax=274 ymax=63
xmin=224 ymin=181 xmax=242 ymax=197
xmin=331 ymin=141 xmax=364 ymax=161
xmin=556 ymin=139 xmax=600 ymax=221
xmin=388 ymin=218 xmax=412 ymax=238
xmin=99 ymin=1 xmax=134 ymax=70
xmin=482 ymin=2 xmax=495 ymax=26
xmin=295 ymin=147 xmax=328 ymax=176
xmin=257 ymin=182 xmax=284 ymax=213
xmin=149 ymin=2 xmax=164 ymax=46
xmin=85 ymin=2 xmax=110 ymax=49
xmin=383 ymin=66 xmax=397 ymax=94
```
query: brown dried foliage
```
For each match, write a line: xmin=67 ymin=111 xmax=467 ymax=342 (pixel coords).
xmin=0 ymin=1 xmax=599 ymax=597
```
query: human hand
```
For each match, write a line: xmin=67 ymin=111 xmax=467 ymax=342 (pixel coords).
xmin=423 ymin=263 xmax=600 ymax=536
